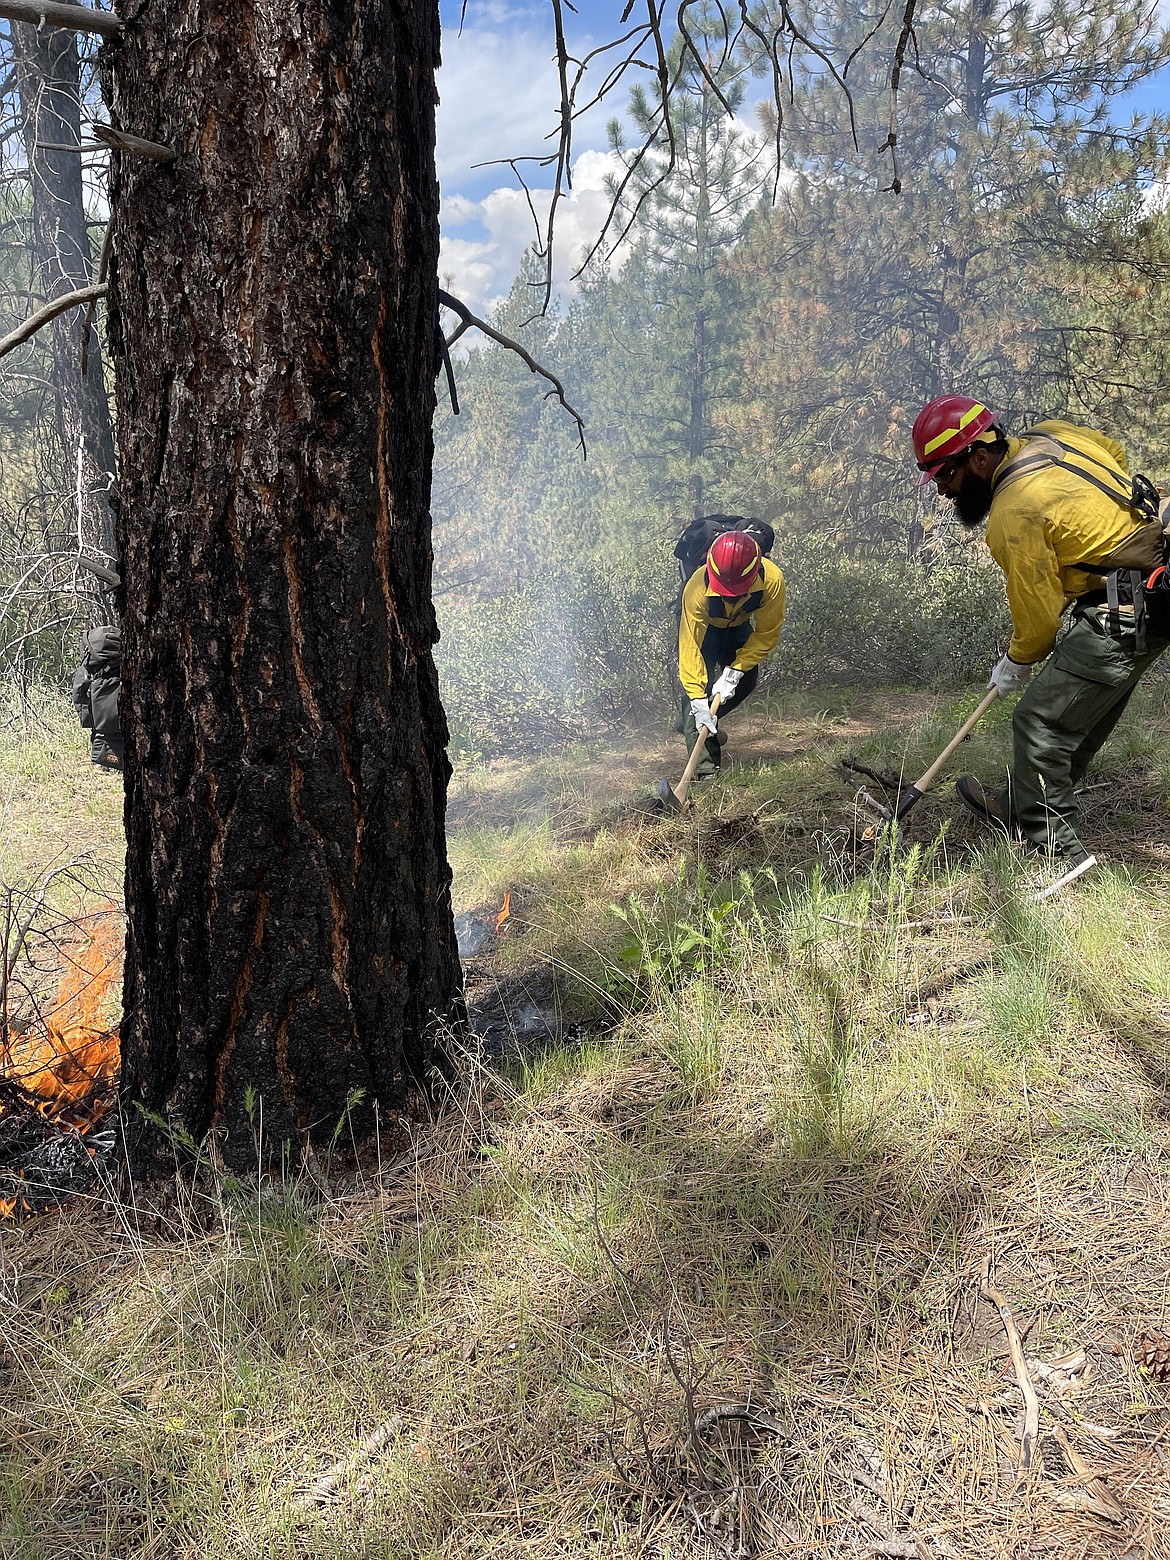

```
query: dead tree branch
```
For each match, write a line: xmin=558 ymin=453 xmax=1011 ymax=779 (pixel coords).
xmin=677 ymin=0 xmax=737 ymax=120
xmin=0 ymin=282 xmax=107 ymax=362
xmin=91 ymin=121 xmax=175 ymax=164
xmin=1 ymin=856 xmax=94 ymax=1034
xmin=27 ymin=126 xmax=175 ymax=163
xmin=575 ymin=8 xmax=687 ymax=279
xmin=76 ymin=553 xmax=119 ymax=587
xmin=80 ymin=218 xmax=112 ymax=376
xmin=535 ymin=0 xmax=575 ymax=320
xmin=0 ymin=1 xmax=122 ymax=37
xmin=438 ymin=288 xmax=587 ymax=457
xmin=294 ymin=1415 xmax=405 ymax=1508
xmin=879 ymin=0 xmax=918 ymax=193
xmin=489 ymin=1 xmax=871 ymax=304
xmin=979 ymin=1256 xmax=1041 ymax=1476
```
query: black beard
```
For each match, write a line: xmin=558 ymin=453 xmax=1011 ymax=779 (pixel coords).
xmin=954 ymin=472 xmax=993 ymax=528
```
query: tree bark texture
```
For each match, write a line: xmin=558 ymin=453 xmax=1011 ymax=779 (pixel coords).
xmin=101 ymin=0 xmax=461 ymax=1170
xmin=11 ymin=21 xmax=116 ymax=562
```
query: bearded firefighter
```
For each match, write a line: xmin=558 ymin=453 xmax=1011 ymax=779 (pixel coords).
xmin=678 ymin=529 xmax=787 ymax=780
xmin=913 ymin=394 xmax=1170 ymax=867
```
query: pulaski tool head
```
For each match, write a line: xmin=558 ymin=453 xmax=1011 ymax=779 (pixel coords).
xmin=655 ymin=776 xmax=684 ymax=812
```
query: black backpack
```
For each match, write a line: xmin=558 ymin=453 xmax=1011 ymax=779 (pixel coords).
xmin=71 ymin=625 xmax=123 ymax=771
xmin=672 ymin=513 xmax=775 ymax=593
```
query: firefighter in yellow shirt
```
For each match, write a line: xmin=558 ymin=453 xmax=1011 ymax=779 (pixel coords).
xmin=678 ymin=530 xmax=787 ymax=779
xmin=913 ymin=395 xmax=1170 ymax=867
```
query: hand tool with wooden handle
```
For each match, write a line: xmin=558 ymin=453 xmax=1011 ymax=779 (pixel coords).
xmin=654 ymin=692 xmax=723 ymax=811
xmin=894 ymin=687 xmax=1000 ymax=820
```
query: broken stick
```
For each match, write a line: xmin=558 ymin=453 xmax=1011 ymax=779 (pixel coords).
xmin=979 ymin=1255 xmax=1040 ymax=1475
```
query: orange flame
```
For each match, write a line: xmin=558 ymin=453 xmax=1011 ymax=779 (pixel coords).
xmin=2 ymin=912 xmax=122 ymax=1137
xmin=495 ymin=891 xmax=512 ymax=930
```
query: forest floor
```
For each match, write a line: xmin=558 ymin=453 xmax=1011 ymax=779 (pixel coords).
xmin=2 ymin=677 xmax=1170 ymax=1559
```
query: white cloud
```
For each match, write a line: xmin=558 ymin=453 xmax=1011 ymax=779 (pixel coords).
xmin=437 ymin=237 xmax=500 ymax=312
xmin=440 ymin=193 xmax=483 ymax=225
xmin=436 ymin=23 xmax=563 ymax=188
xmin=454 ymin=1 xmax=545 ymax=24
xmin=440 ymin=148 xmax=625 ymax=315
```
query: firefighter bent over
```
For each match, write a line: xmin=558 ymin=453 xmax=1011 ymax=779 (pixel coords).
xmin=913 ymin=395 xmax=1170 ymax=867
xmin=679 ymin=530 xmax=786 ymax=780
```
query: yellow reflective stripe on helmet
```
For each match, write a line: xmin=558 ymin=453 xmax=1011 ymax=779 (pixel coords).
xmin=922 ymin=403 xmax=988 ymax=459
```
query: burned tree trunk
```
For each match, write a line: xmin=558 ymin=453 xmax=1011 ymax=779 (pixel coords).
xmin=11 ymin=20 xmax=116 ymax=562
xmin=101 ymin=0 xmax=461 ymax=1170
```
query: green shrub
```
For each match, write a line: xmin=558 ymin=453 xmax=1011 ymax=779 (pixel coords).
xmin=766 ymin=535 xmax=1007 ymax=689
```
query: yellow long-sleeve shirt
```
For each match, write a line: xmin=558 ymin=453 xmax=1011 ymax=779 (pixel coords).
xmin=986 ymin=419 xmax=1143 ymax=664
xmin=678 ymin=558 xmax=787 ymax=699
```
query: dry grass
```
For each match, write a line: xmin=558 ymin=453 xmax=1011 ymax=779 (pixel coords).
xmin=0 ymin=685 xmax=122 ymax=886
xmin=2 ymin=678 xmax=1170 ymax=1558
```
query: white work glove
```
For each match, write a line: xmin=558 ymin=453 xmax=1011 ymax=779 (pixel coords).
xmin=711 ymin=666 xmax=743 ymax=704
xmin=988 ymin=653 xmax=1032 ymax=697
xmin=690 ymin=697 xmax=718 ymax=736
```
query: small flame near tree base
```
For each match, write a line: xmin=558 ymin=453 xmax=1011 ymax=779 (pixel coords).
xmin=1 ymin=911 xmax=122 ymax=1218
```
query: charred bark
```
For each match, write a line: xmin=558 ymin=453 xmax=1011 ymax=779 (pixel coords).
xmin=11 ymin=20 xmax=116 ymax=562
xmin=101 ymin=0 xmax=461 ymax=1170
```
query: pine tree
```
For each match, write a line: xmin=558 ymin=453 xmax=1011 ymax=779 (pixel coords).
xmin=103 ymin=0 xmax=462 ymax=1171
xmin=729 ymin=0 xmax=1170 ymax=548
xmin=605 ymin=3 xmax=766 ymax=517
xmin=432 ymin=253 xmax=599 ymax=599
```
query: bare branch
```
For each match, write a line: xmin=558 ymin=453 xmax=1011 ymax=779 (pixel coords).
xmin=0 ymin=282 xmax=107 ymax=362
xmin=80 ymin=218 xmax=112 ymax=375
xmin=91 ymin=121 xmax=176 ymax=164
xmin=438 ymin=288 xmax=587 ymax=458
xmin=676 ymin=1 xmax=737 ymax=120
xmin=879 ymin=0 xmax=918 ymax=194
xmin=77 ymin=553 xmax=119 ymax=587
xmin=466 ymin=156 xmax=544 ymax=247
xmin=844 ymin=0 xmax=894 ymax=80
xmin=645 ymin=1 xmax=678 ymax=199
xmin=574 ymin=43 xmax=689 ymax=277
xmin=436 ymin=323 xmax=458 ymax=416
xmin=471 ymin=2 xmax=872 ymax=309
xmin=1 ymin=856 xmax=95 ymax=1024
xmin=979 ymin=1257 xmax=1040 ymax=1473
xmin=535 ymin=0 xmax=576 ymax=319
xmin=559 ymin=25 xmax=654 ymax=122
xmin=0 ymin=2 xmax=122 ymax=38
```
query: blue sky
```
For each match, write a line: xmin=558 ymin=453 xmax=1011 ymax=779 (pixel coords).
xmin=436 ymin=1 xmax=1170 ymax=313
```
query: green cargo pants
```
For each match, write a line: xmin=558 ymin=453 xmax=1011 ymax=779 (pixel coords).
xmin=1007 ymin=606 xmax=1170 ymax=857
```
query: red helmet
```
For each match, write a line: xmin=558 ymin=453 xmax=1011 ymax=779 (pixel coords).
xmin=706 ymin=531 xmax=762 ymax=597
xmin=912 ymin=395 xmax=998 ymax=482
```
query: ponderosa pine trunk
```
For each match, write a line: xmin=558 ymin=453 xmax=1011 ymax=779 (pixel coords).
xmin=12 ymin=21 xmax=116 ymax=564
xmin=101 ymin=0 xmax=461 ymax=1170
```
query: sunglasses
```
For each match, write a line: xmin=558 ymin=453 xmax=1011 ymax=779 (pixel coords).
xmin=922 ymin=446 xmax=976 ymax=486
